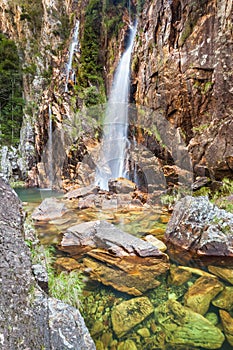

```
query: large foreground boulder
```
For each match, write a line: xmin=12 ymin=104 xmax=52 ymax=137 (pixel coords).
xmin=60 ymin=220 xmax=169 ymax=295
xmin=165 ymin=196 xmax=233 ymax=265
xmin=0 ymin=178 xmax=95 ymax=350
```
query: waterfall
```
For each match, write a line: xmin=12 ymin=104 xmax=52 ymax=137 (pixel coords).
xmin=65 ymin=20 xmax=80 ymax=92
xmin=95 ymin=23 xmax=137 ymax=190
xmin=48 ymin=105 xmax=53 ymax=188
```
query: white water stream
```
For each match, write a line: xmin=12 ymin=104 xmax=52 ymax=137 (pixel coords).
xmin=65 ymin=20 xmax=80 ymax=92
xmin=95 ymin=23 xmax=137 ymax=190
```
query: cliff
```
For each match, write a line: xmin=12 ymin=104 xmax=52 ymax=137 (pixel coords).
xmin=0 ymin=0 xmax=232 ymax=187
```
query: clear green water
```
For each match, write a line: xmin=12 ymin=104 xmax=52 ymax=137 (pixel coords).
xmin=14 ymin=187 xmax=63 ymax=203
xmin=17 ymin=189 xmax=231 ymax=350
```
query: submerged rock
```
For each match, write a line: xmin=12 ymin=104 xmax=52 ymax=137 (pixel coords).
xmin=219 ymin=310 xmax=233 ymax=346
xmin=184 ymin=276 xmax=224 ymax=315
xmin=60 ymin=220 xmax=169 ymax=295
xmin=212 ymin=286 xmax=233 ymax=311
xmin=208 ymin=265 xmax=233 ymax=285
xmin=111 ymin=297 xmax=154 ymax=338
xmin=155 ymin=300 xmax=225 ymax=349
xmin=32 ymin=197 xmax=68 ymax=221
xmin=165 ymin=196 xmax=233 ymax=265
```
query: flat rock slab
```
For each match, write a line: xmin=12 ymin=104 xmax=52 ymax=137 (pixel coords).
xmin=184 ymin=276 xmax=224 ymax=315
xmin=32 ymin=197 xmax=68 ymax=221
xmin=155 ymin=300 xmax=225 ymax=349
xmin=111 ymin=296 xmax=154 ymax=338
xmin=64 ymin=184 xmax=99 ymax=200
xmin=165 ymin=196 xmax=233 ymax=265
xmin=60 ymin=220 xmax=169 ymax=295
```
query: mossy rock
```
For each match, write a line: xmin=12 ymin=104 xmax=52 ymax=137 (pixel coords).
xmin=155 ymin=300 xmax=225 ymax=349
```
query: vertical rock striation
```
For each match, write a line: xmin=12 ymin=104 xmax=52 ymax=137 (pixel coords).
xmin=133 ymin=0 xmax=233 ymax=179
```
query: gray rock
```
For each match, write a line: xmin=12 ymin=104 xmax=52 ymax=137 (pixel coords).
xmin=0 ymin=178 xmax=95 ymax=349
xmin=32 ymin=197 xmax=68 ymax=221
xmin=165 ymin=196 xmax=233 ymax=265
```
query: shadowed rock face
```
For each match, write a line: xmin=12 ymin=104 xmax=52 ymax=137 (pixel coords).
xmin=0 ymin=178 xmax=96 ymax=350
xmin=133 ymin=0 xmax=233 ymax=180
xmin=164 ymin=196 xmax=233 ymax=265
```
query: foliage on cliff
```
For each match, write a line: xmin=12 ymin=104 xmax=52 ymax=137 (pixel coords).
xmin=0 ymin=34 xmax=24 ymax=146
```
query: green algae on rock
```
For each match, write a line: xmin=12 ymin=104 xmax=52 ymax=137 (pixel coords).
xmin=155 ymin=300 xmax=225 ymax=349
xmin=184 ymin=276 xmax=224 ymax=315
xmin=111 ymin=296 xmax=154 ymax=338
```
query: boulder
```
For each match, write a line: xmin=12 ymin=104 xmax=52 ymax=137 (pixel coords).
xmin=208 ymin=266 xmax=233 ymax=285
xmin=64 ymin=184 xmax=99 ymax=199
xmin=60 ymin=220 xmax=169 ymax=295
xmin=184 ymin=276 xmax=224 ymax=315
xmin=32 ymin=197 xmax=68 ymax=221
xmin=212 ymin=287 xmax=233 ymax=311
xmin=155 ymin=300 xmax=225 ymax=349
xmin=219 ymin=310 xmax=233 ymax=346
xmin=0 ymin=178 xmax=95 ymax=350
xmin=111 ymin=296 xmax=154 ymax=337
xmin=165 ymin=196 xmax=233 ymax=265
xmin=108 ymin=178 xmax=136 ymax=194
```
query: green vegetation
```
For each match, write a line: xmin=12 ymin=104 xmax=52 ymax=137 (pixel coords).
xmin=0 ymin=33 xmax=24 ymax=146
xmin=27 ymin=235 xmax=85 ymax=308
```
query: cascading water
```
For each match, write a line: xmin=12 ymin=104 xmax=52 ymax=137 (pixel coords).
xmin=48 ymin=104 xmax=53 ymax=188
xmin=64 ymin=20 xmax=80 ymax=92
xmin=95 ymin=23 xmax=137 ymax=190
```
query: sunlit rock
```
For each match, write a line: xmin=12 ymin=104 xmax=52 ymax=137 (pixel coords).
xmin=155 ymin=300 xmax=225 ymax=349
xmin=184 ymin=276 xmax=224 ymax=315
xmin=32 ymin=197 xmax=68 ymax=221
xmin=111 ymin=297 xmax=154 ymax=338
xmin=60 ymin=220 xmax=169 ymax=295
xmin=108 ymin=178 xmax=136 ymax=194
xmin=208 ymin=266 xmax=233 ymax=285
xmin=165 ymin=196 xmax=233 ymax=265
xmin=143 ymin=234 xmax=167 ymax=252
xmin=219 ymin=310 xmax=233 ymax=346
xmin=64 ymin=184 xmax=99 ymax=199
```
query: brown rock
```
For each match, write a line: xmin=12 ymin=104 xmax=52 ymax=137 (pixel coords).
xmin=108 ymin=178 xmax=136 ymax=194
xmin=64 ymin=184 xmax=99 ymax=199
xmin=212 ymin=287 xmax=233 ymax=311
xmin=219 ymin=310 xmax=233 ymax=346
xmin=111 ymin=297 xmax=154 ymax=337
xmin=184 ymin=276 xmax=224 ymax=315
xmin=169 ymin=265 xmax=192 ymax=286
xmin=208 ymin=266 xmax=233 ymax=285
xmin=60 ymin=220 xmax=169 ymax=295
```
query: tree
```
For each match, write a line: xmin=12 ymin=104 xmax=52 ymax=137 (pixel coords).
xmin=0 ymin=33 xmax=24 ymax=146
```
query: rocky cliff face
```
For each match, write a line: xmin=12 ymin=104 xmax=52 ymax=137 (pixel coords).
xmin=0 ymin=0 xmax=232 ymax=186
xmin=133 ymin=0 xmax=233 ymax=179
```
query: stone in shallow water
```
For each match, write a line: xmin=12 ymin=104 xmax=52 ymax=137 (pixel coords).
xmin=219 ymin=310 xmax=233 ymax=346
xmin=208 ymin=265 xmax=233 ymax=285
xmin=31 ymin=197 xmax=68 ymax=221
xmin=184 ymin=276 xmax=224 ymax=315
xmin=155 ymin=300 xmax=225 ymax=349
xmin=83 ymin=257 xmax=162 ymax=296
xmin=111 ymin=296 xmax=154 ymax=338
xmin=168 ymin=265 xmax=192 ymax=286
xmin=212 ymin=286 xmax=233 ymax=311
xmin=60 ymin=220 xmax=169 ymax=295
